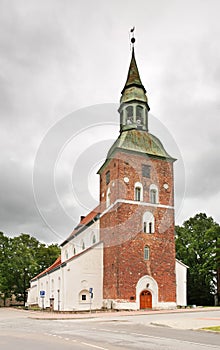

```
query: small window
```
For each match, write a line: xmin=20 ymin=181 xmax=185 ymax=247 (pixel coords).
xmin=143 ymin=211 xmax=155 ymax=234
xmin=82 ymin=294 xmax=86 ymax=301
xmin=135 ymin=187 xmax=141 ymax=201
xmin=65 ymin=250 xmax=68 ymax=259
xmin=126 ymin=106 xmax=133 ymax=124
xmin=106 ymin=187 xmax=111 ymax=208
xmin=142 ymin=164 xmax=151 ymax=178
xmin=150 ymin=189 xmax=157 ymax=204
xmin=82 ymin=241 xmax=85 ymax=250
xmin=144 ymin=246 xmax=150 ymax=260
xmin=106 ymin=170 xmax=110 ymax=185
xmin=126 ymin=106 xmax=133 ymax=118
xmin=134 ymin=182 xmax=143 ymax=202
xmin=136 ymin=105 xmax=144 ymax=125
xmin=92 ymin=235 xmax=96 ymax=244
xmin=73 ymin=247 xmax=76 ymax=255
xmin=149 ymin=184 xmax=158 ymax=204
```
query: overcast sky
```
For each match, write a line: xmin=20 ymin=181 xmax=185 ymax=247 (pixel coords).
xmin=1 ymin=0 xmax=220 ymax=244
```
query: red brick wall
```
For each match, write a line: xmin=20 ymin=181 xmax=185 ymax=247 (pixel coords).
xmin=99 ymin=151 xmax=176 ymax=304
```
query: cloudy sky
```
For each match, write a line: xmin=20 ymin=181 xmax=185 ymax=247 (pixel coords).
xmin=1 ymin=0 xmax=220 ymax=244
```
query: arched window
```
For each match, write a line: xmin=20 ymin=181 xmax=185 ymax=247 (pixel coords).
xmin=143 ymin=211 xmax=155 ymax=233
xmin=92 ymin=234 xmax=96 ymax=244
xmin=126 ymin=106 xmax=133 ymax=124
xmin=144 ymin=246 xmax=150 ymax=260
xmin=79 ymin=289 xmax=90 ymax=303
xmin=65 ymin=250 xmax=68 ymax=260
xmin=134 ymin=182 xmax=143 ymax=201
xmin=149 ymin=184 xmax=158 ymax=204
xmin=135 ymin=187 xmax=141 ymax=201
xmin=51 ymin=279 xmax=54 ymax=291
xmin=82 ymin=241 xmax=85 ymax=250
xmin=136 ymin=105 xmax=144 ymax=125
xmin=106 ymin=187 xmax=111 ymax=208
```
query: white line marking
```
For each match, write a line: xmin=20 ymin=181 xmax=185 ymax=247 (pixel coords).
xmin=64 ymin=337 xmax=70 ymax=340
xmin=81 ymin=342 xmax=109 ymax=350
xmin=130 ymin=332 xmax=220 ymax=348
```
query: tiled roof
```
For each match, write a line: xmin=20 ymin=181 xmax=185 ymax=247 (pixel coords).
xmin=60 ymin=205 xmax=102 ymax=246
xmin=32 ymin=256 xmax=61 ymax=280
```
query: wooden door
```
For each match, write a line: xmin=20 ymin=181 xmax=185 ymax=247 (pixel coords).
xmin=140 ymin=290 xmax=152 ymax=309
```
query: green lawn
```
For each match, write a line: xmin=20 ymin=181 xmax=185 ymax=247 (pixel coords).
xmin=202 ymin=326 xmax=220 ymax=332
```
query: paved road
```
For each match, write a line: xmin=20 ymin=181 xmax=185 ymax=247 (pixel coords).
xmin=0 ymin=308 xmax=219 ymax=350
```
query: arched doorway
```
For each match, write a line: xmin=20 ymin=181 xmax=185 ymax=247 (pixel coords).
xmin=140 ymin=290 xmax=152 ymax=309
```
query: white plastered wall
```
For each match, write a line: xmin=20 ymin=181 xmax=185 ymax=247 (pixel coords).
xmin=176 ymin=259 xmax=188 ymax=306
xmin=61 ymin=220 xmax=100 ymax=263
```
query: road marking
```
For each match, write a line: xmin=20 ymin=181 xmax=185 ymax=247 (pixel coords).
xmin=64 ymin=337 xmax=70 ymax=340
xmin=81 ymin=342 xmax=109 ymax=350
xmin=130 ymin=332 xmax=220 ymax=348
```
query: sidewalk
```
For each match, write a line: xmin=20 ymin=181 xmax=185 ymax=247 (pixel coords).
xmin=27 ymin=306 xmax=220 ymax=320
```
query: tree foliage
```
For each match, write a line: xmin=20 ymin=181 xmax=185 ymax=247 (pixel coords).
xmin=0 ymin=233 xmax=60 ymax=305
xmin=175 ymin=213 xmax=220 ymax=306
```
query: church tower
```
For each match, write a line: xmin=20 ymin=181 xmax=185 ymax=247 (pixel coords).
xmin=98 ymin=40 xmax=176 ymax=310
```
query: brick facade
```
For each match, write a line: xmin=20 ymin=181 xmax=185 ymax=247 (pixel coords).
xmin=99 ymin=150 xmax=176 ymax=305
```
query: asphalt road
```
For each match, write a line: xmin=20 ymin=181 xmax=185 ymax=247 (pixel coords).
xmin=0 ymin=308 xmax=220 ymax=350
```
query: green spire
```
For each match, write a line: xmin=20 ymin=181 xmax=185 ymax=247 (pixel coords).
xmin=121 ymin=47 xmax=146 ymax=94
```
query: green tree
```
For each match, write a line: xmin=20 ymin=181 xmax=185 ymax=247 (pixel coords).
xmin=175 ymin=213 xmax=220 ymax=306
xmin=0 ymin=232 xmax=60 ymax=305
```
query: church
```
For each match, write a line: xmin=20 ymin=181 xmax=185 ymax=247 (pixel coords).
xmin=27 ymin=39 xmax=188 ymax=311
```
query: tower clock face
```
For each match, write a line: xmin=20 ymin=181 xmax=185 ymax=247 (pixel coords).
xmin=163 ymin=183 xmax=169 ymax=189
xmin=124 ymin=177 xmax=129 ymax=183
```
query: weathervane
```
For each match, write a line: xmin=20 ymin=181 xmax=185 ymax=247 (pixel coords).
xmin=130 ymin=26 xmax=135 ymax=50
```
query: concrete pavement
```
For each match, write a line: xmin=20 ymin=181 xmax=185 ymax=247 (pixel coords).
xmin=22 ymin=306 xmax=220 ymax=330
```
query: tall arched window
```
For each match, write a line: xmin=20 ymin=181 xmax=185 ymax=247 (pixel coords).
xmin=106 ymin=187 xmax=111 ymax=208
xmin=126 ymin=106 xmax=133 ymax=124
xmin=149 ymin=184 xmax=158 ymax=204
xmin=134 ymin=182 xmax=143 ymax=201
xmin=143 ymin=211 xmax=155 ymax=233
xmin=135 ymin=187 xmax=141 ymax=201
xmin=144 ymin=246 xmax=150 ymax=260
xmin=136 ymin=105 xmax=144 ymax=125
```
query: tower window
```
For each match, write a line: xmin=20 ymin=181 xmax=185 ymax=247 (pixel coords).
xmin=149 ymin=184 xmax=158 ymax=204
xmin=150 ymin=189 xmax=157 ymax=204
xmin=126 ymin=106 xmax=133 ymax=124
xmin=143 ymin=211 xmax=155 ymax=234
xmin=106 ymin=170 xmax=110 ymax=185
xmin=106 ymin=187 xmax=111 ymax=208
xmin=82 ymin=241 xmax=85 ymax=250
xmin=135 ymin=187 xmax=141 ymax=201
xmin=92 ymin=234 xmax=96 ymax=244
xmin=142 ymin=164 xmax=151 ymax=178
xmin=136 ymin=105 xmax=144 ymax=125
xmin=134 ymin=182 xmax=143 ymax=201
xmin=144 ymin=246 xmax=150 ymax=260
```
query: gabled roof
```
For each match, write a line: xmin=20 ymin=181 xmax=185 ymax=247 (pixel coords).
xmin=31 ymin=256 xmax=61 ymax=281
xmin=60 ymin=205 xmax=102 ymax=246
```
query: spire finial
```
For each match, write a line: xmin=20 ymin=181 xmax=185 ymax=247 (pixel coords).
xmin=130 ymin=27 xmax=135 ymax=50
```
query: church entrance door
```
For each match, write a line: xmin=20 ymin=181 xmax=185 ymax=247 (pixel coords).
xmin=140 ymin=290 xmax=152 ymax=309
